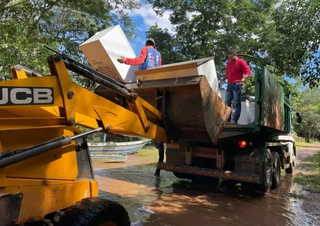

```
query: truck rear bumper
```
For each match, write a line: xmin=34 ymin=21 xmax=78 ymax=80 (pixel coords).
xmin=158 ymin=163 xmax=260 ymax=184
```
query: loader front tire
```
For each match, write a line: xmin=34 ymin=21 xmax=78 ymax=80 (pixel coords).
xmin=57 ymin=197 xmax=130 ymax=226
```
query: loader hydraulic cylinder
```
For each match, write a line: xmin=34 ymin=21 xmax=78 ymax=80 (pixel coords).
xmin=45 ymin=45 xmax=136 ymax=100
xmin=0 ymin=128 xmax=103 ymax=169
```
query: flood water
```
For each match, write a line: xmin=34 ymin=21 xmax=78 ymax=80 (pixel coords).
xmin=93 ymin=148 xmax=319 ymax=226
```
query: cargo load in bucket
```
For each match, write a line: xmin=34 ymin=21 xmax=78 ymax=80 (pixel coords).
xmin=79 ymin=25 xmax=139 ymax=83
xmin=94 ymin=57 xmax=232 ymax=144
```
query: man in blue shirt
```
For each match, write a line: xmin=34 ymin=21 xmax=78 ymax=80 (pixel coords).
xmin=117 ymin=38 xmax=162 ymax=68
xmin=118 ymin=39 xmax=164 ymax=177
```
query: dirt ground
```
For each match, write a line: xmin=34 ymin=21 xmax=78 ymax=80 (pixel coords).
xmin=294 ymin=147 xmax=320 ymax=226
xmin=93 ymin=146 xmax=320 ymax=226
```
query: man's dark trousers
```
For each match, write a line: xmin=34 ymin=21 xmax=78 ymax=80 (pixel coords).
xmin=153 ymin=140 xmax=164 ymax=176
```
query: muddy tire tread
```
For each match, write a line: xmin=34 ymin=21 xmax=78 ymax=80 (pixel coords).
xmin=256 ymin=149 xmax=273 ymax=194
xmin=271 ymin=152 xmax=281 ymax=189
xmin=57 ymin=197 xmax=130 ymax=226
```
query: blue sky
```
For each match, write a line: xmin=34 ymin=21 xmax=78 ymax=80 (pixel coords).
xmin=128 ymin=16 xmax=147 ymax=56
xmin=123 ymin=2 xmax=174 ymax=56
xmin=124 ymin=3 xmax=200 ymax=57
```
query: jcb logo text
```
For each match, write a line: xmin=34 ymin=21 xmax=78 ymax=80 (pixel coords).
xmin=0 ymin=87 xmax=54 ymax=105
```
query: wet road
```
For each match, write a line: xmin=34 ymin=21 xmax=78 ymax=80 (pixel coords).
xmin=93 ymin=148 xmax=320 ymax=226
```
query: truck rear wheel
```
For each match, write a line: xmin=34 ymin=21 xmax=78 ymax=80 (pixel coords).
xmin=57 ymin=197 xmax=130 ymax=226
xmin=256 ymin=149 xmax=273 ymax=194
xmin=272 ymin=152 xmax=281 ymax=189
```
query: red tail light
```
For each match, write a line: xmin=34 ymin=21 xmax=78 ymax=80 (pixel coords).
xmin=239 ymin=140 xmax=252 ymax=148
xmin=239 ymin=140 xmax=247 ymax=148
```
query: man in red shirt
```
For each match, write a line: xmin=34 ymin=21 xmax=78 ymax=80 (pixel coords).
xmin=118 ymin=39 xmax=164 ymax=177
xmin=220 ymin=49 xmax=251 ymax=124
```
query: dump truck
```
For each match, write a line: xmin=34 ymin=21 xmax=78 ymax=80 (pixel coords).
xmin=97 ymin=57 xmax=301 ymax=194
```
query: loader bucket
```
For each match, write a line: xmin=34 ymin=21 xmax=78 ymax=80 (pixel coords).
xmin=95 ymin=75 xmax=231 ymax=144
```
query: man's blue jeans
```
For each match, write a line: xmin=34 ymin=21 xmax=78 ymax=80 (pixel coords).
xmin=225 ymin=82 xmax=242 ymax=122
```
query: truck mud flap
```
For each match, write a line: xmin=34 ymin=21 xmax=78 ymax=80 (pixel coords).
xmin=158 ymin=163 xmax=260 ymax=183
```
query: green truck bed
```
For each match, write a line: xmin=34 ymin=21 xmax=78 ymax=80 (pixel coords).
xmin=219 ymin=66 xmax=292 ymax=140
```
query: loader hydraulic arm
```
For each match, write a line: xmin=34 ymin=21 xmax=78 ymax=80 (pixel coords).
xmin=0 ymin=48 xmax=168 ymax=225
xmin=1 ymin=49 xmax=167 ymax=142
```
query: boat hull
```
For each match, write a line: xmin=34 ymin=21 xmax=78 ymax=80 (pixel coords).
xmin=88 ymin=140 xmax=149 ymax=157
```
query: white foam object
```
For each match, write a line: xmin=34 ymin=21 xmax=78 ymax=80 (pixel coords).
xmin=220 ymin=90 xmax=255 ymax=125
xmin=80 ymin=25 xmax=139 ymax=83
xmin=197 ymin=58 xmax=221 ymax=96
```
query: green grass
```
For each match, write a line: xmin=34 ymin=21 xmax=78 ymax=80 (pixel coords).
xmin=138 ymin=148 xmax=157 ymax=154
xmin=294 ymin=152 xmax=320 ymax=193
xmin=135 ymin=148 xmax=158 ymax=161
xmin=285 ymin=192 xmax=306 ymax=199
xmin=295 ymin=141 xmax=320 ymax=148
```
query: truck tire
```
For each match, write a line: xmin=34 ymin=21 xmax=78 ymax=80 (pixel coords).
xmin=285 ymin=155 xmax=295 ymax=174
xmin=256 ymin=149 xmax=273 ymax=194
xmin=57 ymin=197 xmax=130 ymax=226
xmin=271 ymin=152 xmax=281 ymax=189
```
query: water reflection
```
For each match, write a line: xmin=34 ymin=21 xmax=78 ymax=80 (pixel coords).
xmin=95 ymin=150 xmax=317 ymax=226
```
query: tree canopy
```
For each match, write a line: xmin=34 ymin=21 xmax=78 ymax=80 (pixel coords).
xmin=291 ymin=84 xmax=320 ymax=142
xmin=0 ymin=0 xmax=139 ymax=78
xmin=146 ymin=0 xmax=320 ymax=90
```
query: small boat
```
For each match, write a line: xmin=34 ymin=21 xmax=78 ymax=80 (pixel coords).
xmin=90 ymin=154 xmax=128 ymax=162
xmin=88 ymin=140 xmax=149 ymax=160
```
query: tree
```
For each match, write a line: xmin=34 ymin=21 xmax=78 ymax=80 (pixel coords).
xmin=272 ymin=0 xmax=320 ymax=88
xmin=146 ymin=24 xmax=186 ymax=65
xmin=239 ymin=64 xmax=299 ymax=97
xmin=146 ymin=0 xmax=277 ymax=71
xmin=146 ymin=0 xmax=320 ymax=90
xmin=0 ymin=0 xmax=139 ymax=79
xmin=291 ymin=86 xmax=320 ymax=142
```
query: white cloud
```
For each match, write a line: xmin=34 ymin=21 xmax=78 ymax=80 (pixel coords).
xmin=129 ymin=35 xmax=145 ymax=55
xmin=110 ymin=2 xmax=175 ymax=35
xmin=186 ymin=11 xmax=201 ymax=20
xmin=129 ymin=4 xmax=174 ymax=34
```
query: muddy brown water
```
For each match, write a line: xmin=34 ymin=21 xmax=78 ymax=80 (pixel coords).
xmin=93 ymin=147 xmax=320 ymax=226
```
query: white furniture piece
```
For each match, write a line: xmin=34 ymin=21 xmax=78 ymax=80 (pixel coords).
xmin=80 ymin=25 xmax=139 ymax=83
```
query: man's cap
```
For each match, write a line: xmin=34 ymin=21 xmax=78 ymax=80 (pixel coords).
xmin=146 ymin=38 xmax=155 ymax=46
xmin=228 ymin=49 xmax=238 ymax=55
